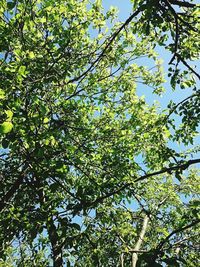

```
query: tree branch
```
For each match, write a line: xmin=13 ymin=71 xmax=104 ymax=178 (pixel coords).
xmin=132 ymin=215 xmax=149 ymax=267
xmin=168 ymin=0 xmax=196 ymax=8
xmin=133 ymin=158 xmax=200 ymax=183
xmin=176 ymin=53 xmax=200 ymax=80
xmin=157 ymin=219 xmax=200 ymax=252
xmin=67 ymin=5 xmax=144 ymax=84
xmin=0 ymin=164 xmax=29 ymax=212
xmin=165 ymin=91 xmax=200 ymax=122
xmin=87 ymin=158 xmax=200 ymax=208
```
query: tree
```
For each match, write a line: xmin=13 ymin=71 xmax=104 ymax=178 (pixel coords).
xmin=0 ymin=0 xmax=199 ymax=266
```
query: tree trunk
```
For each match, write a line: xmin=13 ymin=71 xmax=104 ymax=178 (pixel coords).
xmin=132 ymin=215 xmax=149 ymax=267
xmin=34 ymin=173 xmax=63 ymax=267
xmin=47 ymin=217 xmax=63 ymax=267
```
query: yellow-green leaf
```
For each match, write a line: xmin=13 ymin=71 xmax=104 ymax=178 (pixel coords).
xmin=5 ymin=110 xmax=13 ymax=121
xmin=28 ymin=51 xmax=35 ymax=59
xmin=0 ymin=122 xmax=13 ymax=134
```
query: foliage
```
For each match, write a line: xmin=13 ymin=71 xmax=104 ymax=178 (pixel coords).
xmin=0 ymin=0 xmax=199 ymax=266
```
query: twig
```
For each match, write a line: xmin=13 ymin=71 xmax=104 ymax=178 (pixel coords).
xmin=176 ymin=53 xmax=200 ymax=80
xmin=165 ymin=91 xmax=200 ymax=121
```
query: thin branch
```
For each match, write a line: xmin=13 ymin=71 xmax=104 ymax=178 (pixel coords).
xmin=50 ymin=176 xmax=82 ymax=202
xmin=66 ymin=6 xmax=144 ymax=84
xmin=133 ymin=158 xmax=200 ymax=183
xmin=87 ymin=158 xmax=200 ymax=208
xmin=132 ymin=192 xmax=151 ymax=219
xmin=168 ymin=0 xmax=196 ymax=8
xmin=176 ymin=53 xmax=200 ymax=80
xmin=165 ymin=91 xmax=200 ymax=121
xmin=1 ymin=155 xmax=200 ymax=213
xmin=168 ymin=233 xmax=199 ymax=249
xmin=164 ymin=0 xmax=198 ymax=31
xmin=0 ymin=164 xmax=29 ymax=212
xmin=157 ymin=219 xmax=200 ymax=251
xmin=128 ymin=249 xmax=149 ymax=253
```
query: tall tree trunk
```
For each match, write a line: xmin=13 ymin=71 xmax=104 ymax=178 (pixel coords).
xmin=47 ymin=217 xmax=63 ymax=267
xmin=132 ymin=215 xmax=149 ymax=267
xmin=34 ymin=173 xmax=63 ymax=267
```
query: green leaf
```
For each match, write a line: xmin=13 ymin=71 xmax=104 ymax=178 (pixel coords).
xmin=163 ymin=258 xmax=180 ymax=267
xmin=0 ymin=122 xmax=13 ymax=134
xmin=2 ymin=138 xmax=9 ymax=149
xmin=7 ymin=1 xmax=16 ymax=10
xmin=28 ymin=51 xmax=35 ymax=59
xmin=18 ymin=66 xmax=26 ymax=76
xmin=5 ymin=110 xmax=13 ymax=121
xmin=0 ymin=89 xmax=5 ymax=99
xmin=70 ymin=223 xmax=81 ymax=231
